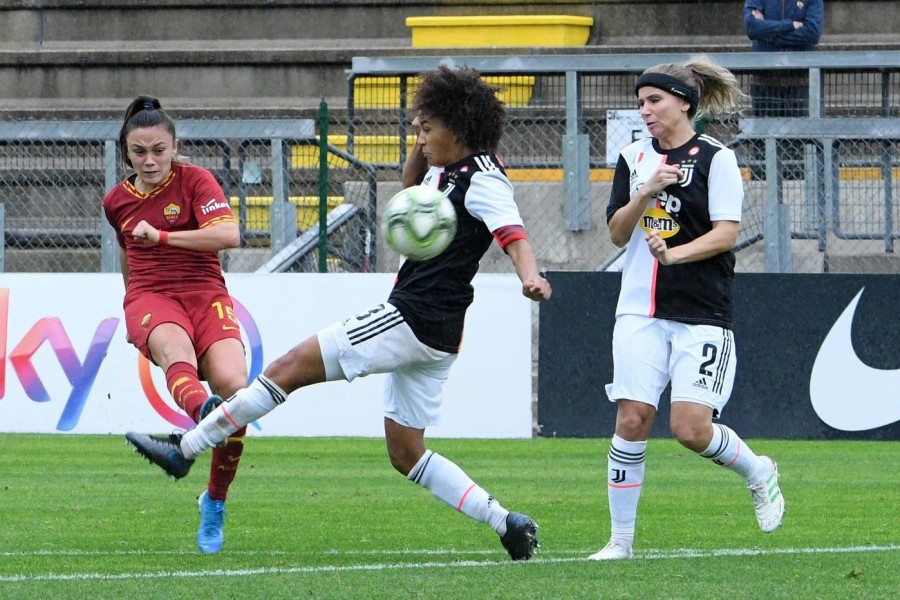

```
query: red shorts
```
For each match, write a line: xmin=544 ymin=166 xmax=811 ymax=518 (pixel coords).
xmin=123 ymin=289 xmax=243 ymax=361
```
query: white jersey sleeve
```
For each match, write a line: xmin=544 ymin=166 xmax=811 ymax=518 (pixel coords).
xmin=708 ymin=148 xmax=743 ymax=222
xmin=463 ymin=168 xmax=523 ymax=232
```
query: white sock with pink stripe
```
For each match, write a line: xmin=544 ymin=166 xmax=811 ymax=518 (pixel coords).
xmin=181 ymin=375 xmax=286 ymax=459
xmin=607 ymin=435 xmax=646 ymax=546
xmin=407 ymin=450 xmax=510 ymax=535
xmin=700 ymin=423 xmax=765 ymax=482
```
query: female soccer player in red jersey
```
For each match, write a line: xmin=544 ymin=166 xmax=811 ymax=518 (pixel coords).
xmin=103 ymin=96 xmax=247 ymax=554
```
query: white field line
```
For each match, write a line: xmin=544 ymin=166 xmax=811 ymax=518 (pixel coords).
xmin=0 ymin=544 xmax=897 ymax=583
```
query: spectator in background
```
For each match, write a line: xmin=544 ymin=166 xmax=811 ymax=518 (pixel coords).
xmin=744 ymin=0 xmax=824 ymax=117
xmin=103 ymin=96 xmax=248 ymax=555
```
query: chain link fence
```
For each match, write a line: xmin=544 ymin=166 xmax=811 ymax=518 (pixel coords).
xmin=0 ymin=51 xmax=897 ymax=276
xmin=348 ymin=51 xmax=900 ymax=275
xmin=0 ymin=119 xmax=376 ymax=274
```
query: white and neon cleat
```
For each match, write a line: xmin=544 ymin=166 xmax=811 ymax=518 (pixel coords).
xmin=748 ymin=456 xmax=785 ymax=533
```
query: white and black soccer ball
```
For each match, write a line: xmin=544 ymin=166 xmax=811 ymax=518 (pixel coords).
xmin=381 ymin=185 xmax=457 ymax=261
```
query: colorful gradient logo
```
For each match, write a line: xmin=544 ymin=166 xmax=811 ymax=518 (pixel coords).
xmin=0 ymin=288 xmax=119 ymax=431
xmin=138 ymin=297 xmax=263 ymax=429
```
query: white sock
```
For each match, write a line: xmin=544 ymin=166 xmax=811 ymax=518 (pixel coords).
xmin=700 ymin=423 xmax=765 ymax=482
xmin=407 ymin=450 xmax=510 ymax=535
xmin=607 ymin=435 xmax=646 ymax=546
xmin=181 ymin=375 xmax=287 ymax=459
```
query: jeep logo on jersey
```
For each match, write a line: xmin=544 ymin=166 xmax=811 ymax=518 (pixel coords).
xmin=640 ymin=207 xmax=680 ymax=238
xmin=201 ymin=198 xmax=230 ymax=215
xmin=163 ymin=203 xmax=180 ymax=224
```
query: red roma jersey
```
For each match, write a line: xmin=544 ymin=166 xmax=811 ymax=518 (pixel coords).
xmin=102 ymin=162 xmax=237 ymax=297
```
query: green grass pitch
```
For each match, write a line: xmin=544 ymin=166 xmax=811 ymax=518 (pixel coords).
xmin=0 ymin=434 xmax=897 ymax=598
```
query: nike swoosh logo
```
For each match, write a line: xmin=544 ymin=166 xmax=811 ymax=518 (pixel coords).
xmin=810 ymin=288 xmax=900 ymax=431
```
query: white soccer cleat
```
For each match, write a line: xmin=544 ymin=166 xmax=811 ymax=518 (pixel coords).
xmin=588 ymin=539 xmax=633 ymax=561
xmin=748 ymin=456 xmax=785 ymax=533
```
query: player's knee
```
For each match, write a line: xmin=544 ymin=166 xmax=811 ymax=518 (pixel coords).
xmin=614 ymin=405 xmax=653 ymax=438
xmin=387 ymin=448 xmax=415 ymax=475
xmin=670 ymin=421 xmax=707 ymax=452
xmin=385 ymin=441 xmax=423 ymax=476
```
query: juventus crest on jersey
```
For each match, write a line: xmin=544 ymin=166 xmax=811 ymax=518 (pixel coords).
xmin=607 ymin=133 xmax=744 ymax=328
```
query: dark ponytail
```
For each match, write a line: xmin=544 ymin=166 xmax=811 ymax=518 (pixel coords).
xmin=119 ymin=95 xmax=177 ymax=168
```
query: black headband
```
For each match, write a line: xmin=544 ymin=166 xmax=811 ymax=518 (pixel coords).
xmin=635 ymin=73 xmax=699 ymax=111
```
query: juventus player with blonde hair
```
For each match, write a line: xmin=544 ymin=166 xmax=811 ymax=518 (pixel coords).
xmin=589 ymin=56 xmax=785 ymax=561
xmin=126 ymin=67 xmax=551 ymax=560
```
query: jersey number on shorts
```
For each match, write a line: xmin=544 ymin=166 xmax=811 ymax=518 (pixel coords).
xmin=211 ymin=300 xmax=238 ymax=327
xmin=699 ymin=343 xmax=718 ymax=377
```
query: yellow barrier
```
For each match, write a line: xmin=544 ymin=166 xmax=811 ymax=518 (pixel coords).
xmin=406 ymin=15 xmax=593 ymax=47
xmin=501 ymin=166 xmax=893 ymax=183
xmin=292 ymin=135 xmax=418 ymax=168
xmin=230 ymin=196 xmax=343 ymax=231
xmin=353 ymin=75 xmax=537 ymax=108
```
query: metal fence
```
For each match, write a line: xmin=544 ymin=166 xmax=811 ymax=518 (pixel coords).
xmin=348 ymin=50 xmax=900 ymax=274
xmin=0 ymin=51 xmax=898 ymax=275
xmin=0 ymin=118 xmax=377 ymax=274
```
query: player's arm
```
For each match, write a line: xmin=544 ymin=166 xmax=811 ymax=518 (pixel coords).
xmin=118 ymin=245 xmax=130 ymax=287
xmin=647 ymin=220 xmax=739 ymax=265
xmin=773 ymin=0 xmax=823 ymax=46
xmin=131 ymin=219 xmax=240 ymax=251
xmin=402 ymin=115 xmax=428 ymax=188
xmin=504 ymin=236 xmax=552 ymax=301
xmin=608 ymin=159 xmax=684 ymax=248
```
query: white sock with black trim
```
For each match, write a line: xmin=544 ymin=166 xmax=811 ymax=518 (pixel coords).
xmin=181 ymin=375 xmax=287 ymax=459
xmin=407 ymin=450 xmax=510 ymax=535
xmin=700 ymin=423 xmax=766 ymax=483
xmin=607 ymin=435 xmax=646 ymax=546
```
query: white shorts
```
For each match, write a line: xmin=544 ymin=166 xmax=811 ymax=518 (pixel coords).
xmin=604 ymin=314 xmax=736 ymax=416
xmin=317 ymin=302 xmax=457 ymax=429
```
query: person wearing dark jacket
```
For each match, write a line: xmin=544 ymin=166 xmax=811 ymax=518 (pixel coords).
xmin=744 ymin=0 xmax=824 ymax=116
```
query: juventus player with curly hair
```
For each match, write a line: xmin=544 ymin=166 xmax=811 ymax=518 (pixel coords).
xmin=126 ymin=66 xmax=551 ymax=561
xmin=589 ymin=56 xmax=785 ymax=561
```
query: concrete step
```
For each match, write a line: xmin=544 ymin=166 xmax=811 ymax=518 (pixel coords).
xmin=5 ymin=36 xmax=897 ymax=120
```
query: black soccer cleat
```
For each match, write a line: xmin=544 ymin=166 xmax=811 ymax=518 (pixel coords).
xmin=125 ymin=431 xmax=195 ymax=480
xmin=499 ymin=512 xmax=540 ymax=561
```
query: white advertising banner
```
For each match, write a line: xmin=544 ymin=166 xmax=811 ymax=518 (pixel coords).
xmin=0 ymin=273 xmax=532 ymax=438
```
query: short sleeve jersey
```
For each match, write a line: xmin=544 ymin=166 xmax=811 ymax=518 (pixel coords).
xmin=388 ymin=153 xmax=525 ymax=353
xmin=102 ymin=162 xmax=236 ymax=298
xmin=607 ymin=133 xmax=744 ymax=328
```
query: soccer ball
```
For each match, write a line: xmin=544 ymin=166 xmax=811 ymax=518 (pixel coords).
xmin=381 ymin=185 xmax=457 ymax=261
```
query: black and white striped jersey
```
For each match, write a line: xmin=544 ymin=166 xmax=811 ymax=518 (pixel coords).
xmin=388 ymin=153 xmax=525 ymax=352
xmin=607 ymin=133 xmax=744 ymax=328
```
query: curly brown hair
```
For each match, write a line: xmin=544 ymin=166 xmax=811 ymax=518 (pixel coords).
xmin=412 ymin=65 xmax=506 ymax=154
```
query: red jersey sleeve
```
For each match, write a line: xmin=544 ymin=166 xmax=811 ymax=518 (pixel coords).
xmin=185 ymin=165 xmax=237 ymax=228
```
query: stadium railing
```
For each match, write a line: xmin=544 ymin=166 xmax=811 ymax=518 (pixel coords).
xmin=348 ymin=50 xmax=900 ymax=274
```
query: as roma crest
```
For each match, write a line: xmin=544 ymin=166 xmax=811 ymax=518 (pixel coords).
xmin=163 ymin=203 xmax=181 ymax=225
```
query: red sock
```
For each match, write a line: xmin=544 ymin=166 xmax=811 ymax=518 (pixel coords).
xmin=165 ymin=361 xmax=208 ymax=423
xmin=207 ymin=427 xmax=247 ymax=502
